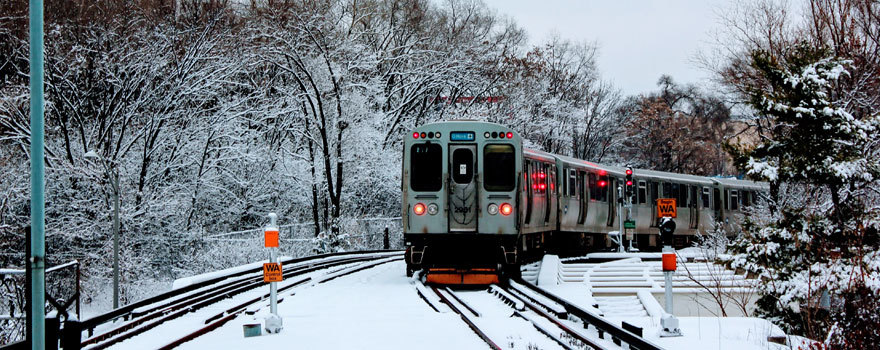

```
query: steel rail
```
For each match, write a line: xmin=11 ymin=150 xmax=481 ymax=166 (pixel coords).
xmin=157 ymin=257 xmax=402 ymax=349
xmin=81 ymin=252 xmax=400 ymax=349
xmin=80 ymin=250 xmax=399 ymax=334
xmin=432 ymin=287 xmax=502 ymax=350
xmin=511 ymin=279 xmax=664 ymax=350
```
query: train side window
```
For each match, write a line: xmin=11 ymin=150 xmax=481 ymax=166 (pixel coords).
xmin=730 ymin=190 xmax=739 ymax=210
xmin=590 ymin=174 xmax=608 ymax=202
xmin=587 ymin=173 xmax=596 ymax=201
xmin=562 ymin=167 xmax=569 ymax=196
xmin=663 ymin=182 xmax=672 ymax=198
xmin=568 ymin=169 xmax=576 ymax=197
xmin=577 ymin=171 xmax=586 ymax=200
xmin=483 ymin=144 xmax=515 ymax=191
xmin=724 ymin=190 xmax=730 ymax=210
xmin=677 ymin=184 xmax=688 ymax=208
xmin=650 ymin=182 xmax=658 ymax=203
xmin=638 ymin=180 xmax=647 ymax=204
xmin=741 ymin=191 xmax=751 ymax=206
xmin=702 ymin=187 xmax=711 ymax=209
xmin=410 ymin=143 xmax=443 ymax=191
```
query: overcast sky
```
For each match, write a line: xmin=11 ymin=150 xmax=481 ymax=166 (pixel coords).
xmin=482 ymin=0 xmax=731 ymax=96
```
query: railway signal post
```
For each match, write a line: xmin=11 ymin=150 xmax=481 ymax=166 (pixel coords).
xmin=659 ymin=217 xmax=682 ymax=337
xmin=264 ymin=213 xmax=283 ymax=334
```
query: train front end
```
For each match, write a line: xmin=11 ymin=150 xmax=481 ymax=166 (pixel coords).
xmin=402 ymin=121 xmax=522 ymax=284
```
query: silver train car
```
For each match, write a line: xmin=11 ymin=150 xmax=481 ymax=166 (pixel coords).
xmin=402 ymin=120 xmax=766 ymax=284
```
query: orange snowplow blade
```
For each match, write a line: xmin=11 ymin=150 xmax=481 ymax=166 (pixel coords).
xmin=425 ymin=268 xmax=499 ymax=285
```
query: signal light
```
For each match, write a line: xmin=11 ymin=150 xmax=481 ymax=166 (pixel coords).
xmin=413 ymin=203 xmax=426 ymax=215
xmin=625 ymin=169 xmax=633 ymax=176
xmin=435 ymin=132 xmax=441 ymax=138
xmin=506 ymin=132 xmax=513 ymax=139
xmin=598 ymin=180 xmax=607 ymax=187
xmin=413 ymin=132 xmax=419 ymax=139
xmin=499 ymin=132 xmax=506 ymax=139
xmin=427 ymin=132 xmax=434 ymax=138
xmin=484 ymin=132 xmax=491 ymax=138
xmin=626 ymin=180 xmax=633 ymax=186
xmin=539 ymin=172 xmax=545 ymax=179
xmin=539 ymin=183 xmax=546 ymax=190
xmin=500 ymin=203 xmax=513 ymax=216
xmin=420 ymin=132 xmax=426 ymax=139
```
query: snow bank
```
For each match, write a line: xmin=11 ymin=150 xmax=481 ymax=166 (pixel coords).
xmin=536 ymin=255 xmax=560 ymax=286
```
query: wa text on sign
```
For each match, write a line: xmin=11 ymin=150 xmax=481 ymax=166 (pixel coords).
xmin=263 ymin=263 xmax=283 ymax=282
xmin=657 ymin=198 xmax=677 ymax=218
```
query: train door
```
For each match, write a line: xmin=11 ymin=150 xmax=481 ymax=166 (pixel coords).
xmin=448 ymin=145 xmax=477 ymax=232
xmin=606 ymin=178 xmax=616 ymax=227
xmin=579 ymin=171 xmax=588 ymax=224
xmin=544 ymin=163 xmax=552 ymax=224
xmin=689 ymin=185 xmax=698 ymax=229
xmin=524 ymin=161 xmax=533 ymax=225
xmin=650 ymin=181 xmax=659 ymax=227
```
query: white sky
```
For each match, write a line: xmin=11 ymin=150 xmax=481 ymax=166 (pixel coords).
xmin=482 ymin=0 xmax=731 ymax=96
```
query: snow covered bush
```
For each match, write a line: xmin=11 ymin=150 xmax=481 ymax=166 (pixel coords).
xmin=726 ymin=43 xmax=880 ymax=347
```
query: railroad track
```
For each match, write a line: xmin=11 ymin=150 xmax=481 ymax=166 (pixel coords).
xmin=81 ymin=251 xmax=402 ymax=350
xmin=416 ymin=278 xmax=664 ymax=350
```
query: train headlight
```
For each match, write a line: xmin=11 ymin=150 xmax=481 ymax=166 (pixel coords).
xmin=500 ymin=203 xmax=513 ymax=216
xmin=427 ymin=203 xmax=439 ymax=215
xmin=413 ymin=203 xmax=426 ymax=216
xmin=487 ymin=203 xmax=499 ymax=215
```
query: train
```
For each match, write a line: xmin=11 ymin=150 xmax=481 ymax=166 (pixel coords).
xmin=401 ymin=120 xmax=766 ymax=284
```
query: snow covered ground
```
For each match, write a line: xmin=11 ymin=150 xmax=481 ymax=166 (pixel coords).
xmin=103 ymin=255 xmax=797 ymax=349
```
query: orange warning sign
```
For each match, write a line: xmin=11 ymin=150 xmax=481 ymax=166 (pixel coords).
xmin=662 ymin=252 xmax=677 ymax=271
xmin=263 ymin=263 xmax=283 ymax=282
xmin=657 ymin=198 xmax=677 ymax=218
xmin=264 ymin=229 xmax=279 ymax=248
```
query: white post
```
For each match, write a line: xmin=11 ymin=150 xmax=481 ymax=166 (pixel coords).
xmin=264 ymin=213 xmax=283 ymax=334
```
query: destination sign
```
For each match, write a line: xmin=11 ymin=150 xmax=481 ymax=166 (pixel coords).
xmin=449 ymin=131 xmax=475 ymax=141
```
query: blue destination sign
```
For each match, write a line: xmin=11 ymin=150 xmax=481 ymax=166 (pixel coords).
xmin=449 ymin=131 xmax=475 ymax=141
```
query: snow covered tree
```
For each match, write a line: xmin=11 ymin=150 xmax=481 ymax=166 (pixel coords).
xmin=726 ymin=43 xmax=880 ymax=347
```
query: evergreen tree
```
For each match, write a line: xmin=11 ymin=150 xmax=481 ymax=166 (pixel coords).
xmin=727 ymin=43 xmax=880 ymax=347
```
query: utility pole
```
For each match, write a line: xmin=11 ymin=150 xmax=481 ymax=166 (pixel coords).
xmin=85 ymin=151 xmax=121 ymax=309
xmin=28 ymin=0 xmax=46 ymax=348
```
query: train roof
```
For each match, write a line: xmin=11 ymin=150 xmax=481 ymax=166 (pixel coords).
xmin=523 ymin=148 xmax=557 ymax=162
xmin=631 ymin=168 xmax=715 ymax=185
xmin=552 ymin=154 xmax=627 ymax=177
xmin=711 ymin=177 xmax=769 ymax=190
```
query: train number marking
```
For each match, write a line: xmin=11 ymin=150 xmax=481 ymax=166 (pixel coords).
xmin=657 ymin=198 xmax=677 ymax=218
xmin=454 ymin=206 xmax=471 ymax=214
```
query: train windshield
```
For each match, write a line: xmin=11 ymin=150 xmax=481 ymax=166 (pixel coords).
xmin=410 ymin=143 xmax=442 ymax=191
xmin=483 ymin=144 xmax=515 ymax=191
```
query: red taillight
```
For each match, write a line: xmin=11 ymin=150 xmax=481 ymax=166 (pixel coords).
xmin=500 ymin=203 xmax=513 ymax=216
xmin=499 ymin=132 xmax=506 ymax=138
xmin=420 ymin=132 xmax=427 ymax=139
xmin=413 ymin=203 xmax=426 ymax=215
xmin=539 ymin=183 xmax=546 ymax=190
xmin=598 ymin=180 xmax=607 ymax=187
xmin=539 ymin=172 xmax=545 ymax=179
xmin=413 ymin=132 xmax=419 ymax=139
xmin=506 ymin=132 xmax=513 ymax=139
